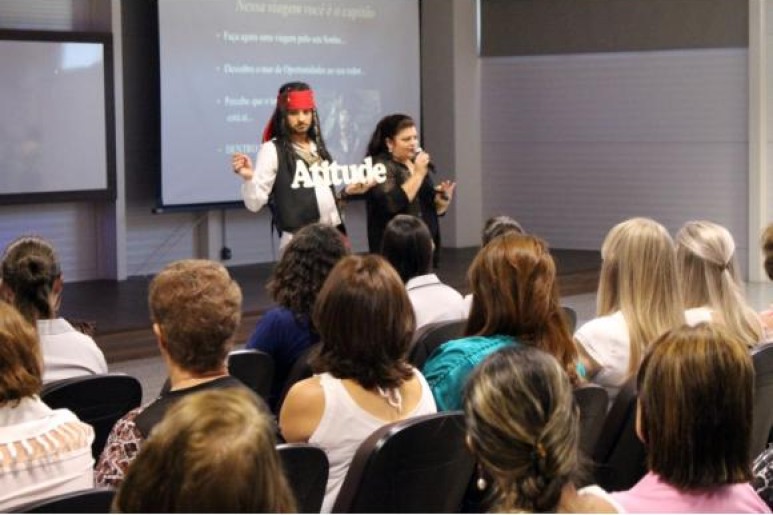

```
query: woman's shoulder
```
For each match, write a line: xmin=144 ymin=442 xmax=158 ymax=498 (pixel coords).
xmin=575 ymin=311 xmax=627 ymax=339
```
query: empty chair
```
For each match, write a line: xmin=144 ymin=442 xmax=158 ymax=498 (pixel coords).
xmin=752 ymin=342 xmax=773 ymax=456
xmin=331 ymin=411 xmax=474 ymax=513
xmin=591 ymin=377 xmax=646 ymax=492
xmin=277 ymin=443 xmax=329 ymax=513
xmin=573 ymin=383 xmax=609 ymax=457
xmin=8 ymin=488 xmax=115 ymax=513
xmin=227 ymin=349 xmax=274 ymax=401
xmin=407 ymin=318 xmax=467 ymax=369
xmin=41 ymin=374 xmax=142 ymax=460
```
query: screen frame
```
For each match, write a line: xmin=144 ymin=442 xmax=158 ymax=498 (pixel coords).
xmin=0 ymin=29 xmax=117 ymax=205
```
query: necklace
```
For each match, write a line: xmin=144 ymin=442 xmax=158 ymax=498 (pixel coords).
xmin=376 ymin=386 xmax=403 ymax=413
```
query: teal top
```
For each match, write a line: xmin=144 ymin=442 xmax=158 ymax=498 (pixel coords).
xmin=421 ymin=334 xmax=518 ymax=411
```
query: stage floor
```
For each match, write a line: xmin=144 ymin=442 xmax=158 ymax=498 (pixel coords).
xmin=60 ymin=247 xmax=601 ymax=363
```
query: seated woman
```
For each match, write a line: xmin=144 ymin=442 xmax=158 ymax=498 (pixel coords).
xmin=574 ymin=218 xmax=684 ymax=405
xmin=464 ymin=346 xmax=618 ymax=513
xmin=0 ymin=302 xmax=95 ymax=510
xmin=422 ymin=233 xmax=581 ymax=411
xmin=0 ymin=236 xmax=107 ymax=382
xmin=612 ymin=323 xmax=768 ymax=512
xmin=363 ymin=113 xmax=455 ymax=263
xmin=114 ymin=389 xmax=295 ymax=512
xmin=245 ymin=223 xmax=348 ymax=410
xmin=381 ymin=214 xmax=466 ymax=329
xmin=675 ymin=220 xmax=764 ymax=346
xmin=279 ymin=255 xmax=437 ymax=512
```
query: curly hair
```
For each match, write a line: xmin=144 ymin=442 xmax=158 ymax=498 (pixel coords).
xmin=268 ymin=224 xmax=349 ymax=317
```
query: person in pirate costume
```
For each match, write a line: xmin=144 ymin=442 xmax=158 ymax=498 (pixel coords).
xmin=232 ymin=82 xmax=371 ymax=250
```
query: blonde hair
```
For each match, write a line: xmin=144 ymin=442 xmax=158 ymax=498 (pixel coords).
xmin=597 ymin=218 xmax=684 ymax=373
xmin=464 ymin=346 xmax=580 ymax=512
xmin=676 ymin=220 xmax=764 ymax=347
xmin=114 ymin=388 xmax=297 ymax=512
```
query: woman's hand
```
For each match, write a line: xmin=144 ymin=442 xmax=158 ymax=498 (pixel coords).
xmin=434 ymin=180 xmax=456 ymax=214
xmin=413 ymin=151 xmax=431 ymax=176
xmin=344 ymin=179 xmax=377 ymax=196
xmin=231 ymin=153 xmax=254 ymax=181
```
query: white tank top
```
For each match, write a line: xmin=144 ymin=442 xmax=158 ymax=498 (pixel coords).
xmin=310 ymin=370 xmax=437 ymax=513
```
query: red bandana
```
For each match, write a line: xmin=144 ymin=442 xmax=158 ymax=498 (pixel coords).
xmin=262 ymin=89 xmax=317 ymax=142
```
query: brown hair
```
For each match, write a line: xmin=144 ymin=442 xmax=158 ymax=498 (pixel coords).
xmin=149 ymin=260 xmax=242 ymax=374
xmin=0 ymin=301 xmax=42 ymax=406
xmin=637 ymin=323 xmax=753 ymax=490
xmin=114 ymin=388 xmax=296 ymax=512
xmin=1 ymin=236 xmax=61 ymax=323
xmin=763 ymin=223 xmax=773 ymax=281
xmin=312 ymin=254 xmax=414 ymax=389
xmin=464 ymin=346 xmax=581 ymax=513
xmin=466 ymin=233 xmax=579 ymax=384
xmin=481 ymin=215 xmax=525 ymax=246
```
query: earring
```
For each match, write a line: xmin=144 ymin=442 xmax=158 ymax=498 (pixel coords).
xmin=476 ymin=475 xmax=487 ymax=491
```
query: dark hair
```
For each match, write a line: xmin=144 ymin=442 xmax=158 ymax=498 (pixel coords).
xmin=482 ymin=215 xmax=525 ymax=246
xmin=365 ymin=113 xmax=416 ymax=158
xmin=268 ymin=224 xmax=348 ymax=317
xmin=638 ymin=323 xmax=753 ymax=490
xmin=149 ymin=260 xmax=242 ymax=374
xmin=268 ymin=81 xmax=332 ymax=164
xmin=464 ymin=346 xmax=581 ymax=513
xmin=763 ymin=223 xmax=773 ymax=281
xmin=312 ymin=255 xmax=414 ymax=389
xmin=114 ymin=389 xmax=297 ymax=513
xmin=466 ymin=233 xmax=579 ymax=384
xmin=0 ymin=301 xmax=42 ymax=406
xmin=1 ymin=236 xmax=61 ymax=323
xmin=381 ymin=215 xmax=433 ymax=283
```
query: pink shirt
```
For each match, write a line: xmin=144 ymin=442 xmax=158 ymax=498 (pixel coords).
xmin=612 ymin=472 xmax=770 ymax=513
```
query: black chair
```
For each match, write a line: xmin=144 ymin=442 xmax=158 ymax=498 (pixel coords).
xmin=275 ymin=343 xmax=322 ymax=415
xmin=227 ymin=349 xmax=274 ymax=401
xmin=408 ymin=319 xmax=467 ymax=369
xmin=561 ymin=306 xmax=578 ymax=333
xmin=277 ymin=443 xmax=329 ymax=513
xmin=41 ymin=374 xmax=142 ymax=460
xmin=332 ymin=411 xmax=475 ymax=513
xmin=752 ymin=342 xmax=773 ymax=457
xmin=573 ymin=383 xmax=609 ymax=457
xmin=591 ymin=377 xmax=646 ymax=492
xmin=9 ymin=487 xmax=115 ymax=513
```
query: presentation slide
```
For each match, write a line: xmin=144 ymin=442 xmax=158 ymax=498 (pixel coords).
xmin=0 ymin=36 xmax=110 ymax=201
xmin=157 ymin=0 xmax=421 ymax=208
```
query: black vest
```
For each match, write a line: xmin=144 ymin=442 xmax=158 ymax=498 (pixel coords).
xmin=271 ymin=141 xmax=339 ymax=233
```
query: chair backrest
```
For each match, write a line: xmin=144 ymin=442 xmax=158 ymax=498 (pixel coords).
xmin=275 ymin=343 xmax=321 ymax=415
xmin=591 ymin=377 xmax=646 ymax=492
xmin=9 ymin=487 xmax=115 ymax=513
xmin=277 ymin=443 xmax=329 ymax=513
xmin=561 ymin=306 xmax=578 ymax=333
xmin=332 ymin=411 xmax=475 ymax=513
xmin=41 ymin=374 xmax=142 ymax=460
xmin=408 ymin=319 xmax=467 ymax=369
xmin=752 ymin=342 xmax=773 ymax=456
xmin=227 ymin=349 xmax=274 ymax=401
xmin=573 ymin=383 xmax=609 ymax=457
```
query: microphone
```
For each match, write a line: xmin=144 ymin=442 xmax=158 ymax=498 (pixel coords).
xmin=412 ymin=146 xmax=436 ymax=173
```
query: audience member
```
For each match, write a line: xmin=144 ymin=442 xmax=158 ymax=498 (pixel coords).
xmin=481 ymin=215 xmax=525 ymax=246
xmin=0 ymin=236 xmax=107 ymax=382
xmin=574 ymin=217 xmax=684 ymax=405
xmin=95 ymin=259 xmax=246 ymax=487
xmin=279 ymin=255 xmax=437 ymax=512
xmin=464 ymin=346 xmax=618 ymax=513
xmin=381 ymin=214 xmax=466 ymax=329
xmin=245 ymin=223 xmax=348 ymax=410
xmin=0 ymin=302 xmax=94 ymax=510
xmin=612 ymin=323 xmax=768 ymax=512
xmin=676 ymin=220 xmax=764 ymax=346
xmin=422 ymin=233 xmax=580 ymax=411
xmin=114 ymin=388 xmax=295 ymax=513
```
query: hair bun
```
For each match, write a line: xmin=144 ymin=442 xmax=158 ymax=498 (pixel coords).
xmin=17 ymin=255 xmax=53 ymax=285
